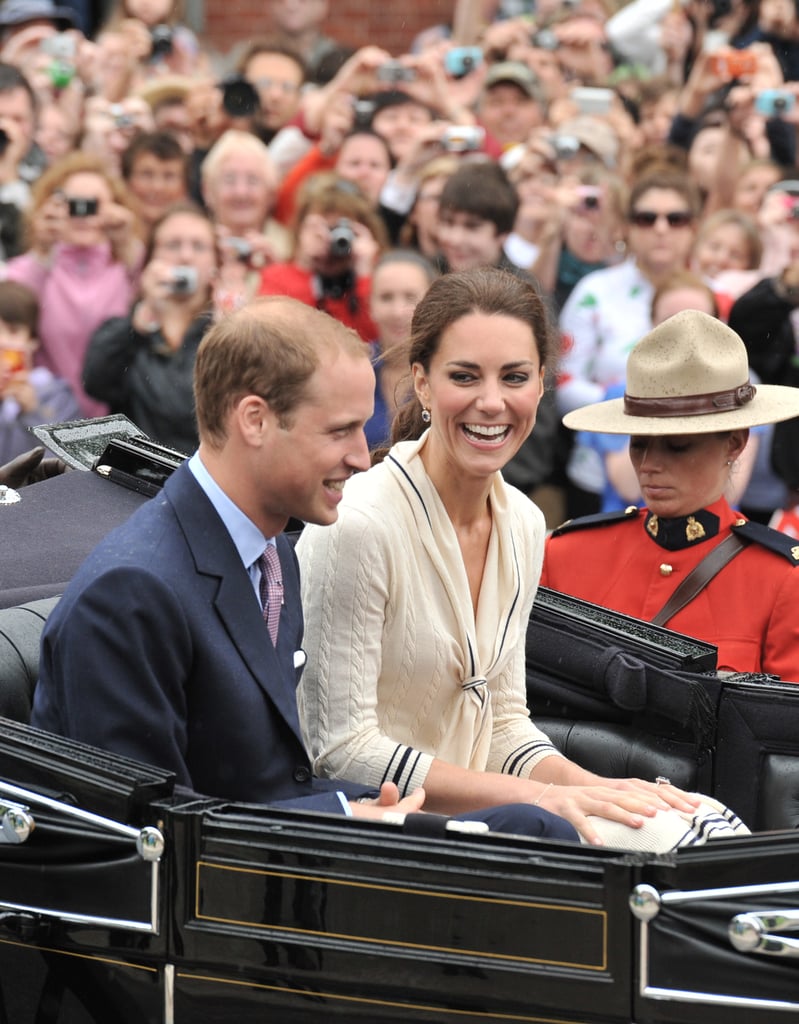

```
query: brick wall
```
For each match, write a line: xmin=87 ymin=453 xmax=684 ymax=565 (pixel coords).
xmin=202 ymin=0 xmax=455 ymax=58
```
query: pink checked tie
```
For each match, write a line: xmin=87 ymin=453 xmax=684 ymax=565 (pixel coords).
xmin=259 ymin=545 xmax=283 ymax=645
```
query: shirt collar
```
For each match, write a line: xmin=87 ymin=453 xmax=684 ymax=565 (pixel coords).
xmin=188 ymin=451 xmax=270 ymax=570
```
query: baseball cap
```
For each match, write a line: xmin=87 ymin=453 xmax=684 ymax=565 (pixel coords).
xmin=0 ymin=0 xmax=77 ymax=31
xmin=554 ymin=115 xmax=619 ymax=167
xmin=483 ymin=61 xmax=545 ymax=105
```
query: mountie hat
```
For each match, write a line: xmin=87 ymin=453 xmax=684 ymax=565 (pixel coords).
xmin=0 ymin=0 xmax=77 ymax=31
xmin=563 ymin=310 xmax=799 ymax=435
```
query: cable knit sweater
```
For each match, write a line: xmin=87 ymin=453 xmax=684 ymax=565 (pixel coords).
xmin=296 ymin=434 xmax=562 ymax=796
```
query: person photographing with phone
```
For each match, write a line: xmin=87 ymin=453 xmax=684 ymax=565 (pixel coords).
xmin=84 ymin=202 xmax=219 ymax=454
xmin=4 ymin=151 xmax=143 ymax=418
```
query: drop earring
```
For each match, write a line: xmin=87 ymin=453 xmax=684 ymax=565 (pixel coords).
xmin=421 ymin=408 xmax=431 ymax=424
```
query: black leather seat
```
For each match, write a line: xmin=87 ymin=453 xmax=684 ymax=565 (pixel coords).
xmin=0 ymin=597 xmax=59 ymax=723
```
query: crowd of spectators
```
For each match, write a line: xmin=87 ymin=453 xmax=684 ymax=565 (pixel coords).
xmin=4 ymin=0 xmax=799 ymax=533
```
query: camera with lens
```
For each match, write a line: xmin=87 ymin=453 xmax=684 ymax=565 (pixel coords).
xmin=0 ymin=128 xmax=8 ymax=158
xmin=551 ymin=133 xmax=581 ymax=161
xmin=67 ymin=197 xmax=98 ymax=218
xmin=109 ymin=103 xmax=135 ymax=130
xmin=220 ymin=75 xmax=261 ymax=118
xmin=441 ymin=125 xmax=486 ymax=153
xmin=444 ymin=47 xmax=483 ymax=79
xmin=530 ymin=29 xmax=559 ymax=51
xmin=226 ymin=237 xmax=252 ymax=263
xmin=376 ymin=61 xmax=416 ymax=84
xmin=150 ymin=24 xmax=174 ymax=60
xmin=328 ymin=219 xmax=354 ymax=258
xmin=755 ymin=89 xmax=796 ymax=118
xmin=170 ymin=265 xmax=198 ymax=296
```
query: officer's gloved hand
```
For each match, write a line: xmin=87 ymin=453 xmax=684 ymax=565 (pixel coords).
xmin=0 ymin=446 xmax=69 ymax=488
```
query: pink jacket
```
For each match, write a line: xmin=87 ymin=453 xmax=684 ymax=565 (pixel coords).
xmin=6 ymin=243 xmax=139 ymax=418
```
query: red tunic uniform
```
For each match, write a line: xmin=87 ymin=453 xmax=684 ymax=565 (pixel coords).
xmin=541 ymin=497 xmax=799 ymax=682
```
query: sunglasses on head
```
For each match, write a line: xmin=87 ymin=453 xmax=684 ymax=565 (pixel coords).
xmin=630 ymin=210 xmax=693 ymax=229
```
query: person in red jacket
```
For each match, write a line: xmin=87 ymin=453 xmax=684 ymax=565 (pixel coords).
xmin=541 ymin=309 xmax=799 ymax=682
xmin=258 ymin=172 xmax=388 ymax=341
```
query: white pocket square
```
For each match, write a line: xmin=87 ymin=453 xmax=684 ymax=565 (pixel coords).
xmin=293 ymin=649 xmax=307 ymax=669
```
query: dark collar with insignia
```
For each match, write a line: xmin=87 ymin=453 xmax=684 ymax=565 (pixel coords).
xmin=644 ymin=508 xmax=720 ymax=551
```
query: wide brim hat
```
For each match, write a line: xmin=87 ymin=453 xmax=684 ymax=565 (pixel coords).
xmin=563 ymin=309 xmax=799 ymax=435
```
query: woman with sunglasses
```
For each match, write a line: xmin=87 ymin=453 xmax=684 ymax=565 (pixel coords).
xmin=543 ymin=310 xmax=799 ymax=683
xmin=557 ymin=168 xmax=701 ymax=518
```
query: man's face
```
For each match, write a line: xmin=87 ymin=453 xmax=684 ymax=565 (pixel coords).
xmin=270 ymin=0 xmax=328 ymax=36
xmin=262 ymin=347 xmax=374 ymax=527
xmin=127 ymin=153 xmax=187 ymax=225
xmin=0 ymin=86 xmax=36 ymax=153
xmin=244 ymin=52 xmax=303 ymax=131
xmin=437 ymin=208 xmax=506 ymax=272
xmin=478 ymin=82 xmax=542 ymax=148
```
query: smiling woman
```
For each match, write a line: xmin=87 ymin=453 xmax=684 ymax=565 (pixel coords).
xmin=296 ymin=267 xmax=711 ymax=849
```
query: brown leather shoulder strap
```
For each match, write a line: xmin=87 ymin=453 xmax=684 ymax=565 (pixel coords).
xmin=652 ymin=533 xmax=746 ymax=627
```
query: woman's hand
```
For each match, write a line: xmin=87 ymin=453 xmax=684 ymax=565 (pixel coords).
xmin=29 ymin=191 xmax=68 ymax=260
xmin=351 ymin=219 xmax=380 ymax=278
xmin=535 ymin=776 xmax=700 ymax=846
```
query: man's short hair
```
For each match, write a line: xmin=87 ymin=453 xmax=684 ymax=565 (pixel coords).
xmin=194 ymin=297 xmax=368 ymax=448
xmin=0 ymin=62 xmax=36 ymax=111
xmin=438 ymin=161 xmax=519 ymax=235
xmin=237 ymin=37 xmax=307 ymax=81
xmin=0 ymin=280 xmax=38 ymax=334
xmin=120 ymin=131 xmax=188 ymax=183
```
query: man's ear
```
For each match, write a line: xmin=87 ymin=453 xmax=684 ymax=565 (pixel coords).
xmin=236 ymin=394 xmax=272 ymax=446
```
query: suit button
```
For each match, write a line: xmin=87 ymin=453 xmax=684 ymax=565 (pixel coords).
xmin=294 ymin=766 xmax=311 ymax=783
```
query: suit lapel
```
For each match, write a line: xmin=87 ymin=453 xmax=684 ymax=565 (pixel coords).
xmin=165 ymin=465 xmax=307 ymax=744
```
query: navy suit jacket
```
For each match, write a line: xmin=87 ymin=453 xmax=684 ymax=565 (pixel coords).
xmin=32 ymin=462 xmax=353 ymax=812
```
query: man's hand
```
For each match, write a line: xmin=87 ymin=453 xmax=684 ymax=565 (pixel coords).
xmin=348 ymin=782 xmax=426 ymax=820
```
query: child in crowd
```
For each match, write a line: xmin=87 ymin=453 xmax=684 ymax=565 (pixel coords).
xmin=0 ymin=280 xmax=80 ymax=464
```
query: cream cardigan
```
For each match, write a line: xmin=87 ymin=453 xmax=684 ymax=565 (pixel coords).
xmin=296 ymin=434 xmax=562 ymax=796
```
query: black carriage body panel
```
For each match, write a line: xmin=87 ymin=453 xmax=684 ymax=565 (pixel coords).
xmin=168 ymin=802 xmax=635 ymax=1023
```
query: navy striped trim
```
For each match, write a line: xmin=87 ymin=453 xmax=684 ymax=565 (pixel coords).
xmin=380 ymin=744 xmax=423 ymax=796
xmin=497 ymin=528 xmax=522 ymax=655
xmin=386 ymin=454 xmax=432 ymax=529
xmin=502 ymin=740 xmax=558 ymax=776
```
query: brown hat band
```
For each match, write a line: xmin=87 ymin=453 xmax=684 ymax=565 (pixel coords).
xmin=624 ymin=382 xmax=757 ymax=418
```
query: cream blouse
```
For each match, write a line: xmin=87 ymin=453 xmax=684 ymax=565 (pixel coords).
xmin=296 ymin=434 xmax=562 ymax=796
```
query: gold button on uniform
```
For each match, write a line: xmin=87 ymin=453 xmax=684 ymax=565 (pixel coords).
xmin=659 ymin=563 xmax=673 ymax=576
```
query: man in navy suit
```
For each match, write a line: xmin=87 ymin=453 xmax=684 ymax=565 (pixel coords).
xmin=32 ymin=296 xmax=420 ymax=818
xmin=31 ymin=295 xmax=577 ymax=839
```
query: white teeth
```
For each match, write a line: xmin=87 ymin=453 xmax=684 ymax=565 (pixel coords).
xmin=463 ymin=424 xmax=509 ymax=438
xmin=326 ymin=480 xmax=345 ymax=492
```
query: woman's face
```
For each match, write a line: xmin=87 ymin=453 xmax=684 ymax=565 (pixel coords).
xmin=733 ymin=164 xmax=782 ymax=217
xmin=627 ymin=187 xmax=695 ymax=279
xmin=205 ymin=152 xmax=275 ymax=234
xmin=151 ymin=211 xmax=218 ymax=296
xmin=692 ymin=221 xmax=753 ymax=280
xmin=369 ymin=260 xmax=431 ymax=351
xmin=629 ymin=431 xmax=745 ymax=518
xmin=125 ymin=0 xmax=174 ymax=25
xmin=36 ymin=104 xmax=76 ymax=165
xmin=336 ymin=135 xmax=391 ymax=204
xmin=688 ymin=126 xmax=725 ymax=193
xmin=409 ymin=174 xmax=449 ymax=258
xmin=412 ymin=311 xmax=544 ymax=483
xmin=59 ymin=171 xmax=113 ymax=249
